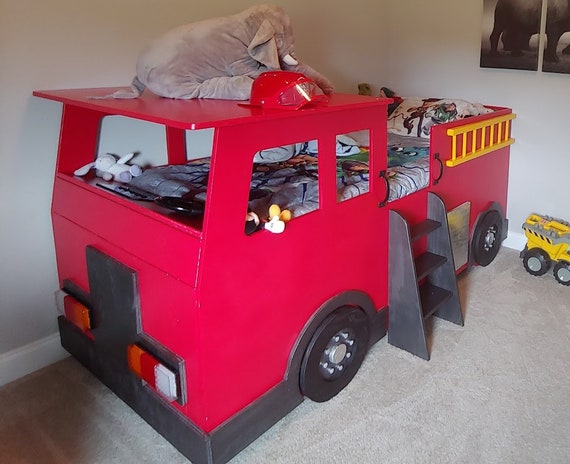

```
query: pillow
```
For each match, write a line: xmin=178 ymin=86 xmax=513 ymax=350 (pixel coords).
xmin=387 ymin=97 xmax=492 ymax=138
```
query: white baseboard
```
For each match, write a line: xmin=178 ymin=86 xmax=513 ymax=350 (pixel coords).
xmin=503 ymin=230 xmax=526 ymax=252
xmin=0 ymin=333 xmax=69 ymax=387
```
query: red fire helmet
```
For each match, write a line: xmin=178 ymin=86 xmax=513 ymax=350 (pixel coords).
xmin=249 ymin=71 xmax=329 ymax=110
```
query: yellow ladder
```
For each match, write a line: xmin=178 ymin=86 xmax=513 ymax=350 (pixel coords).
xmin=446 ymin=113 xmax=515 ymax=167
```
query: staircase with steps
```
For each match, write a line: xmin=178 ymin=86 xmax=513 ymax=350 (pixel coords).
xmin=388 ymin=192 xmax=464 ymax=360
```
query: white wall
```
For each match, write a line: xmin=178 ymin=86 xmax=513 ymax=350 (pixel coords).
xmin=1 ymin=0 xmax=566 ymax=384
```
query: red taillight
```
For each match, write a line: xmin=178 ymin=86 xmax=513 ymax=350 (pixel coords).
xmin=127 ymin=344 xmax=179 ymax=402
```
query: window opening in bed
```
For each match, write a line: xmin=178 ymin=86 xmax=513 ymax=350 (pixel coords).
xmin=335 ymin=130 xmax=370 ymax=203
xmin=247 ymin=140 xmax=320 ymax=232
xmin=185 ymin=128 xmax=214 ymax=161
xmin=93 ymin=117 xmax=209 ymax=231
xmin=386 ymin=133 xmax=431 ymax=202
xmin=99 ymin=116 xmax=168 ymax=167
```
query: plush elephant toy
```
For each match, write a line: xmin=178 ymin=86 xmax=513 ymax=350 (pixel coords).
xmin=105 ymin=4 xmax=334 ymax=100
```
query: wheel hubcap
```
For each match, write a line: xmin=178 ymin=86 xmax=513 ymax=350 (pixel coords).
xmin=527 ymin=256 xmax=542 ymax=272
xmin=483 ymin=226 xmax=497 ymax=251
xmin=319 ymin=330 xmax=355 ymax=380
xmin=557 ymin=266 xmax=570 ymax=282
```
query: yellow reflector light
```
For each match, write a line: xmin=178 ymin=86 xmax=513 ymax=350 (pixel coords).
xmin=64 ymin=296 xmax=91 ymax=331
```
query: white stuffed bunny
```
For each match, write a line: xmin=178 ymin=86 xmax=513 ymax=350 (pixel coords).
xmin=74 ymin=153 xmax=143 ymax=183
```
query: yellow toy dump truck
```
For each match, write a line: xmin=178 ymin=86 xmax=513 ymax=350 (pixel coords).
xmin=521 ymin=213 xmax=570 ymax=285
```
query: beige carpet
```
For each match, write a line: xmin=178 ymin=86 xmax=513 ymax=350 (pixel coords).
xmin=1 ymin=248 xmax=569 ymax=464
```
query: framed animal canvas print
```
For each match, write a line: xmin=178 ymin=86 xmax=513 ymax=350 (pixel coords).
xmin=480 ymin=0 xmax=541 ymax=71
xmin=541 ymin=0 xmax=570 ymax=73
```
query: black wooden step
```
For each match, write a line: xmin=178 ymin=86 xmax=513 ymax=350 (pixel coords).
xmin=415 ymin=252 xmax=447 ymax=281
xmin=419 ymin=283 xmax=453 ymax=320
xmin=410 ymin=219 xmax=441 ymax=242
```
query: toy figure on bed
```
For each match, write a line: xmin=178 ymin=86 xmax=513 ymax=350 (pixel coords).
xmin=379 ymin=87 xmax=403 ymax=115
xmin=100 ymin=4 xmax=334 ymax=100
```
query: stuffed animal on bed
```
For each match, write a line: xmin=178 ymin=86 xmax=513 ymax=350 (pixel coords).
xmin=379 ymin=87 xmax=403 ymax=115
xmin=73 ymin=153 xmax=142 ymax=183
xmin=102 ymin=4 xmax=334 ymax=101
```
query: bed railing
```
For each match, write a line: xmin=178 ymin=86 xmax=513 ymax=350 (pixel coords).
xmin=445 ymin=113 xmax=515 ymax=167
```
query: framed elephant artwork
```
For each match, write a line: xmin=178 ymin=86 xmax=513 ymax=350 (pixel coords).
xmin=480 ymin=0 xmax=570 ymax=74
xmin=541 ymin=1 xmax=570 ymax=73
xmin=480 ymin=0 xmax=541 ymax=71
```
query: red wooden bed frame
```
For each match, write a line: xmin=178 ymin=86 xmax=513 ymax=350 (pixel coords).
xmin=34 ymin=88 xmax=514 ymax=464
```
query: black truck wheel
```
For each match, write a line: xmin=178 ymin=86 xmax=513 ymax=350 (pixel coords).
xmin=553 ymin=261 xmax=570 ymax=285
xmin=300 ymin=307 xmax=370 ymax=403
xmin=472 ymin=209 xmax=503 ymax=267
xmin=522 ymin=248 xmax=551 ymax=276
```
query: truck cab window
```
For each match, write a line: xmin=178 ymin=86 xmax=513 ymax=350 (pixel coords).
xmin=336 ymin=130 xmax=370 ymax=203
xmin=247 ymin=140 xmax=320 ymax=234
